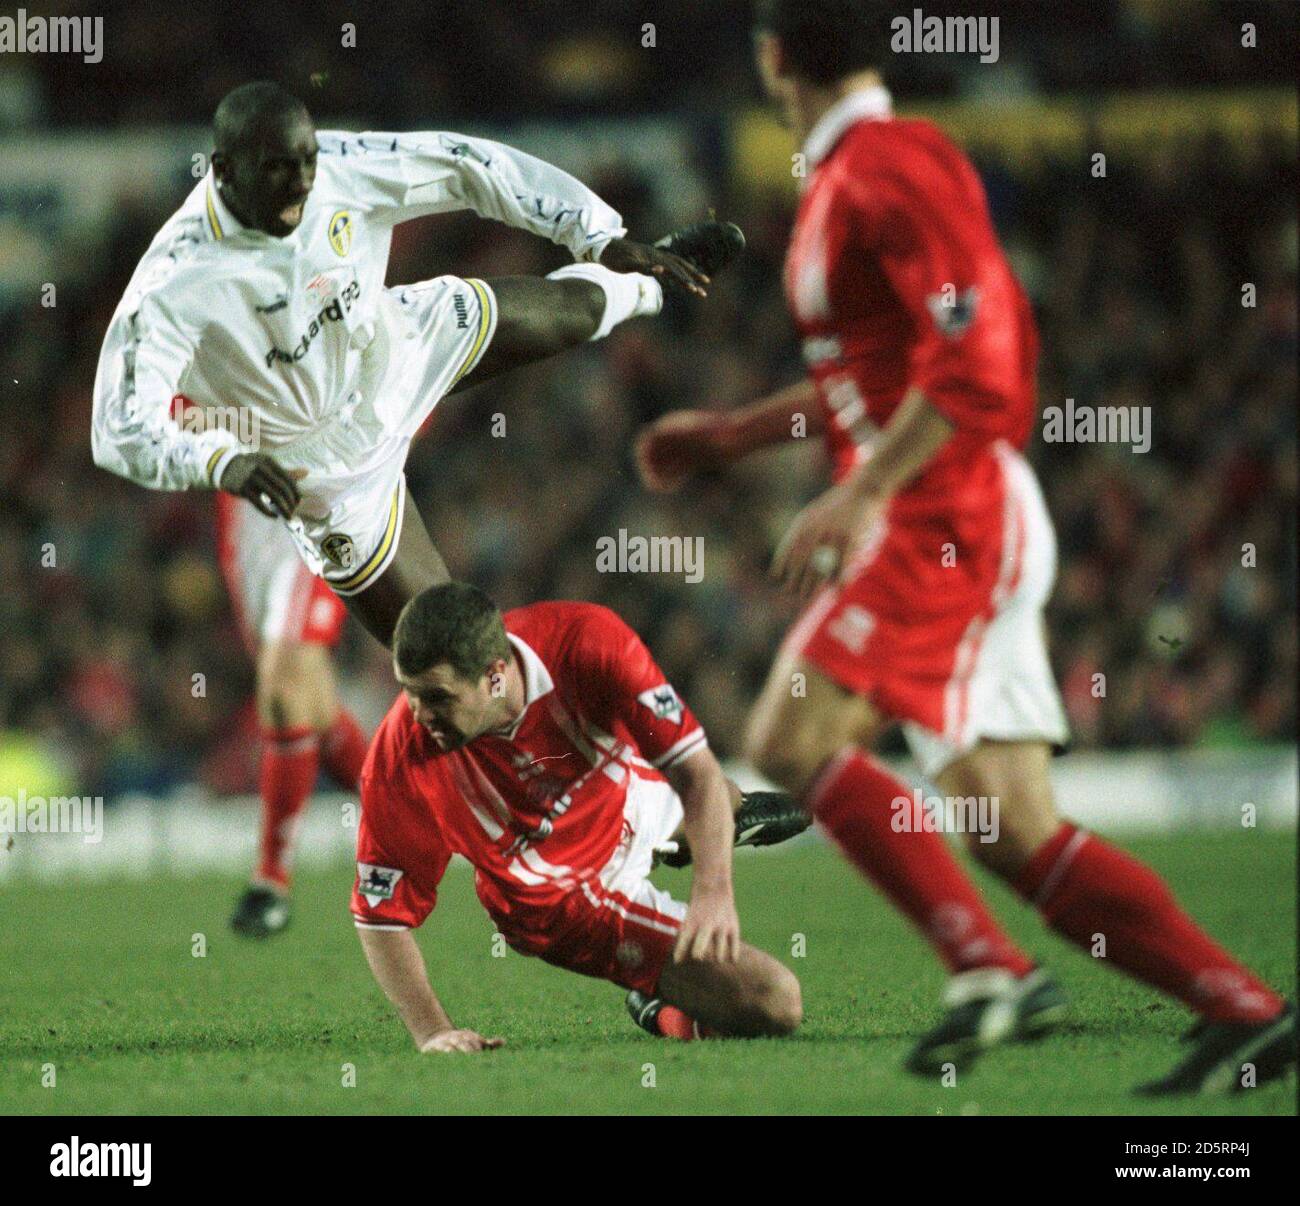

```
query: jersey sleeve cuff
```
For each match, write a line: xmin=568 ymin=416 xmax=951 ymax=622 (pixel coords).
xmin=577 ymin=228 xmax=625 ymax=263
xmin=203 ymin=444 xmax=241 ymax=490
xmin=651 ymin=730 xmax=708 ymax=771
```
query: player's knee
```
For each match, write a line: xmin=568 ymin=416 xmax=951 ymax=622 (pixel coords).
xmin=551 ymin=277 xmax=605 ymax=341
xmin=257 ymin=669 xmax=316 ymax=731
xmin=759 ymin=967 xmax=803 ymax=1036
xmin=725 ymin=961 xmax=800 ymax=1037
xmin=963 ymin=812 xmax=1045 ymax=879
xmin=744 ymin=737 xmax=795 ymax=793
xmin=964 ymin=829 xmax=1017 ymax=879
xmin=744 ymin=722 xmax=822 ymax=798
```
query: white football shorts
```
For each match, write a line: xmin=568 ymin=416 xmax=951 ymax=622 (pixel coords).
xmin=278 ymin=274 xmax=498 ymax=595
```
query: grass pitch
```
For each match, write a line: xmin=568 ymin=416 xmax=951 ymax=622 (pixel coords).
xmin=1 ymin=831 xmax=1294 ymax=1115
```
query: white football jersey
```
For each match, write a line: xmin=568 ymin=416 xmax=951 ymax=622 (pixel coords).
xmin=91 ymin=129 xmax=626 ymax=493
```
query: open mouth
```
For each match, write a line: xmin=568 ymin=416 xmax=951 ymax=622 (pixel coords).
xmin=279 ymin=200 xmax=305 ymax=225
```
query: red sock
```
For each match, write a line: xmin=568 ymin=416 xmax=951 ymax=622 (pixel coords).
xmin=1015 ymin=823 xmax=1284 ymax=1023
xmin=808 ymin=750 xmax=1033 ymax=977
xmin=655 ymin=1005 xmax=715 ymax=1040
xmin=256 ymin=724 xmax=319 ymax=890
xmin=319 ymin=709 xmax=368 ymax=791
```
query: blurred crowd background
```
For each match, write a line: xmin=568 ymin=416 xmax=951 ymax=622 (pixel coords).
xmin=0 ymin=0 xmax=1295 ymax=799
xmin=5 ymin=0 xmax=1292 ymax=128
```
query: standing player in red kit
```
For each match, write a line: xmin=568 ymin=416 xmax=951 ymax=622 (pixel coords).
xmin=636 ymin=0 xmax=1294 ymax=1092
xmin=351 ymin=582 xmax=802 ymax=1049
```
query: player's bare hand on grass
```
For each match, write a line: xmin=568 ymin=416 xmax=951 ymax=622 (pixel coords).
xmin=601 ymin=238 xmax=709 ymax=297
xmin=219 ymin=452 xmax=307 ymax=519
xmin=773 ymin=483 xmax=884 ymax=599
xmin=674 ymin=889 xmax=741 ymax=963
xmin=635 ymin=410 xmax=734 ymax=492
xmin=419 ymin=1028 xmax=505 ymax=1054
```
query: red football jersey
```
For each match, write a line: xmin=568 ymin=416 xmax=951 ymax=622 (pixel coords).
xmin=785 ymin=87 xmax=1039 ymax=526
xmin=351 ymin=601 xmax=706 ymax=930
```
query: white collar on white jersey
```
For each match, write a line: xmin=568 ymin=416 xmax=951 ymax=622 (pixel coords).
xmin=204 ymin=174 xmax=246 ymax=242
xmin=803 ymin=84 xmax=894 ymax=170
xmin=495 ymin=632 xmax=554 ymax=741
xmin=205 ymin=172 xmax=284 ymax=245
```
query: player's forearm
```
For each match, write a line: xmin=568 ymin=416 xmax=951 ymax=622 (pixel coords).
xmin=844 ymin=387 xmax=954 ymax=502
xmin=718 ymin=378 xmax=823 ymax=460
xmin=357 ymin=926 xmax=455 ymax=1049
xmin=93 ymin=311 xmax=234 ymax=491
xmin=91 ymin=397 xmax=239 ymax=492
xmin=442 ymin=133 xmax=626 ymax=262
xmin=669 ymin=751 xmax=735 ymax=895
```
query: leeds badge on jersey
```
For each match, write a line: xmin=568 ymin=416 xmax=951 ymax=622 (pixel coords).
xmin=328 ymin=210 xmax=353 ymax=257
xmin=321 ymin=532 xmax=356 ymax=570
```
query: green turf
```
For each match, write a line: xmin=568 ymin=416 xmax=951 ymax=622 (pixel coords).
xmin=1 ymin=831 xmax=1294 ymax=1115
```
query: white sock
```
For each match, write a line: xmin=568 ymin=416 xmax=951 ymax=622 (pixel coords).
xmin=545 ymin=262 xmax=663 ymax=341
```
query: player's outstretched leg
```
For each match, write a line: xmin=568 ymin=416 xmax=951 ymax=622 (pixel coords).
xmin=628 ymin=941 xmax=802 ymax=1039
xmin=340 ymin=225 xmax=745 ymax=649
xmin=938 ymin=739 xmax=1294 ymax=1094
xmin=453 ymin=221 xmax=746 ymax=392
xmin=654 ymin=788 xmax=812 ymax=869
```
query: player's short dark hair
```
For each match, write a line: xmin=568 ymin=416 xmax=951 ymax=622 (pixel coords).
xmin=213 ymin=81 xmax=310 ymax=155
xmin=753 ymin=0 xmax=886 ymax=85
xmin=393 ymin=582 xmax=511 ymax=682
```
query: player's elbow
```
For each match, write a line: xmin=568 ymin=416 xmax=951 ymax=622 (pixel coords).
xmin=90 ymin=442 xmax=143 ymax=489
xmin=90 ymin=426 xmax=168 ymax=491
xmin=90 ymin=415 xmax=130 ymax=474
xmin=90 ymin=431 xmax=122 ymax=477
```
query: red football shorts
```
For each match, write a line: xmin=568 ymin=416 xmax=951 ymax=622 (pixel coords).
xmin=784 ymin=442 xmax=1068 ymax=778
xmin=216 ymin=493 xmax=347 ymax=653
xmin=493 ymin=775 xmax=688 ymax=995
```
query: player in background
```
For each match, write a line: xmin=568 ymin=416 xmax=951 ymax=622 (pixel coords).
xmin=93 ymin=82 xmax=745 ymax=651
xmin=352 ymin=582 xmax=802 ymax=1049
xmin=172 ymin=392 xmax=368 ymax=936
xmin=216 ymin=495 xmax=367 ymax=936
xmin=636 ymin=0 xmax=1294 ymax=1093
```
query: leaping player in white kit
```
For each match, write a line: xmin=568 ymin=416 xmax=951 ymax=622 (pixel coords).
xmin=95 ymin=82 xmax=809 ymax=934
xmin=91 ymin=81 xmax=745 ymax=649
